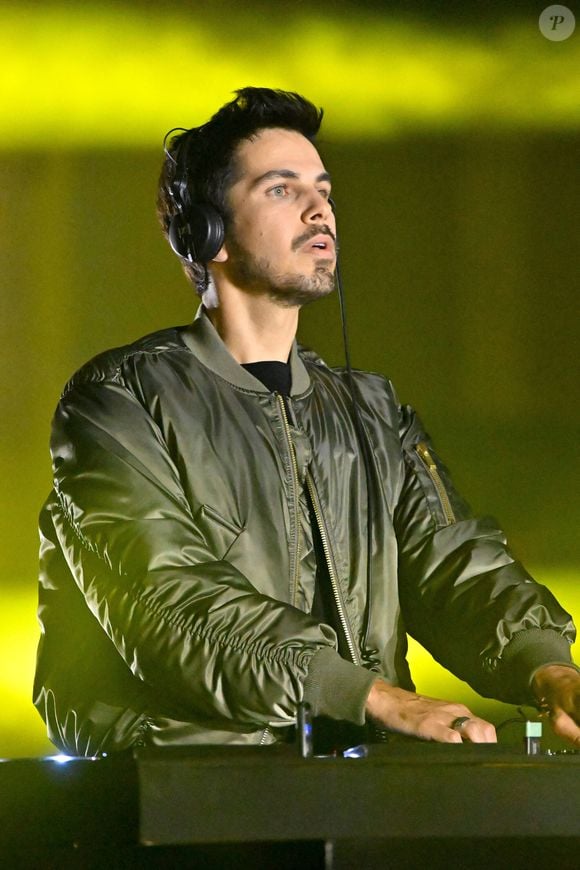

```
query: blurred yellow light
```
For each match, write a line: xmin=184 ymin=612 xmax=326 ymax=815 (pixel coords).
xmin=0 ymin=590 xmax=53 ymax=756
xmin=0 ymin=5 xmax=579 ymax=148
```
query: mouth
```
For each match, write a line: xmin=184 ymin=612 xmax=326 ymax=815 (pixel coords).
xmin=302 ymin=234 xmax=335 ymax=256
xmin=292 ymin=226 xmax=336 ymax=257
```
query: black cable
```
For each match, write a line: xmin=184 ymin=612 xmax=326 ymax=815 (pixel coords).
xmin=334 ymin=256 xmax=379 ymax=669
xmin=495 ymin=706 xmax=538 ymax=733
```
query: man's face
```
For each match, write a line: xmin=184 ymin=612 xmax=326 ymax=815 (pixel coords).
xmin=221 ymin=127 xmax=337 ymax=307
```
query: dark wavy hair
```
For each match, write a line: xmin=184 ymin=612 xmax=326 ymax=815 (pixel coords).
xmin=157 ymin=87 xmax=324 ymax=294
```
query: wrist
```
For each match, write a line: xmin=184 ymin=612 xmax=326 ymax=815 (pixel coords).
xmin=365 ymin=678 xmax=405 ymax=721
xmin=532 ymin=663 xmax=580 ymax=701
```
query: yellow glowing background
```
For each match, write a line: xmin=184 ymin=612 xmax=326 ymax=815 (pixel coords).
xmin=1 ymin=3 xmax=579 ymax=147
xmin=1 ymin=2 xmax=578 ymax=757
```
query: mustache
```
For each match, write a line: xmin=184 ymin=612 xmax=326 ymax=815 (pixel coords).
xmin=291 ymin=225 xmax=337 ymax=252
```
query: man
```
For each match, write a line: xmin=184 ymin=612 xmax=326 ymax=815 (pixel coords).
xmin=34 ymin=88 xmax=579 ymax=755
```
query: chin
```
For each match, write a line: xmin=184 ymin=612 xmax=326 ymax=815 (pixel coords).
xmin=269 ymin=268 xmax=336 ymax=308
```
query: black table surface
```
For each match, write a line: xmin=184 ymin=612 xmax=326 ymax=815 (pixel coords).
xmin=2 ymin=742 xmax=578 ymax=850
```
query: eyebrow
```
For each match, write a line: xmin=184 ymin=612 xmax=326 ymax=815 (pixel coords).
xmin=250 ymin=169 xmax=331 ymax=189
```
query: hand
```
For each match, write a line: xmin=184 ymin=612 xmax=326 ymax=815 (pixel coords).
xmin=532 ymin=664 xmax=580 ymax=746
xmin=365 ymin=680 xmax=497 ymax=744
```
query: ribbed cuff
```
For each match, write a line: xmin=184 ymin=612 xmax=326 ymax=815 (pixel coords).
xmin=500 ymin=628 xmax=576 ymax=702
xmin=302 ymin=647 xmax=377 ymax=725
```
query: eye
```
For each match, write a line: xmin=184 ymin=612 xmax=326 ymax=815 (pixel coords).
xmin=268 ymin=184 xmax=289 ymax=198
xmin=318 ymin=188 xmax=331 ymax=199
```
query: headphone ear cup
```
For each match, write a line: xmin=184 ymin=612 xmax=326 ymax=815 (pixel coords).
xmin=168 ymin=213 xmax=189 ymax=259
xmin=167 ymin=203 xmax=225 ymax=263
xmin=188 ymin=203 xmax=225 ymax=262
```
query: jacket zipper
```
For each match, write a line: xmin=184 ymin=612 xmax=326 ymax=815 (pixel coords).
xmin=305 ymin=471 xmax=361 ymax=667
xmin=277 ymin=394 xmax=360 ymax=665
xmin=276 ymin=394 xmax=301 ymax=608
xmin=415 ymin=442 xmax=456 ymax=525
xmin=260 ymin=726 xmax=273 ymax=745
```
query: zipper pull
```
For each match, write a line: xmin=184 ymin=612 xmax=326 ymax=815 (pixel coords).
xmin=416 ymin=442 xmax=436 ymax=469
xmin=414 ymin=441 xmax=457 ymax=526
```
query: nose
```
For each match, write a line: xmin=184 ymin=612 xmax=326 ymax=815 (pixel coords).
xmin=302 ymin=189 xmax=333 ymax=225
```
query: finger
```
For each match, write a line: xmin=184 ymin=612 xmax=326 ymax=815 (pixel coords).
xmin=458 ymin=718 xmax=497 ymax=744
xmin=543 ymin=689 xmax=580 ymax=720
xmin=549 ymin=710 xmax=580 ymax=745
xmin=427 ymin=724 xmax=464 ymax=744
xmin=422 ymin=713 xmax=496 ymax=744
xmin=441 ymin=729 xmax=464 ymax=744
xmin=413 ymin=717 xmax=465 ymax=743
xmin=422 ymin=717 xmax=491 ymax=744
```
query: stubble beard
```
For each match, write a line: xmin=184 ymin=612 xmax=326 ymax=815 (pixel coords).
xmin=226 ymin=239 xmax=336 ymax=309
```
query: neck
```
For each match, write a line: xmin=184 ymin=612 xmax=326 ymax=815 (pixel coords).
xmin=205 ymin=288 xmax=299 ymax=364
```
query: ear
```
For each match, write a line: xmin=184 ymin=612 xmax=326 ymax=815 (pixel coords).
xmin=211 ymin=241 xmax=229 ymax=263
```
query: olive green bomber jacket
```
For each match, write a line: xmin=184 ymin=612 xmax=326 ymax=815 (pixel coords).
xmin=34 ymin=309 xmax=576 ymax=755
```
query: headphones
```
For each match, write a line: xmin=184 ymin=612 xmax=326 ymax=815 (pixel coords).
xmin=164 ymin=127 xmax=225 ymax=264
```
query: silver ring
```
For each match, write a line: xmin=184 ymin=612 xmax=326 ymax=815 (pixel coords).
xmin=451 ymin=716 xmax=471 ymax=731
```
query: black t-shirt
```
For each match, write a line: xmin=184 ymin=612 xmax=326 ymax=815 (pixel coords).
xmin=242 ymin=360 xmax=291 ymax=396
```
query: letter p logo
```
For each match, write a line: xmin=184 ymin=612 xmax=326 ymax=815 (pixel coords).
xmin=539 ymin=5 xmax=576 ymax=41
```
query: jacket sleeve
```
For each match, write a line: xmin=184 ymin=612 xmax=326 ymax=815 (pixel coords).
xmin=48 ymin=376 xmax=353 ymax=731
xmin=393 ymin=403 xmax=576 ymax=704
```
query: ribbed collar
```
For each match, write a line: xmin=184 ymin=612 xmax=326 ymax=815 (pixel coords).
xmin=181 ymin=306 xmax=311 ymax=397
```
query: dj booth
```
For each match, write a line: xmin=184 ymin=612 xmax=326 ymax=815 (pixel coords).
xmin=2 ymin=743 xmax=578 ymax=868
